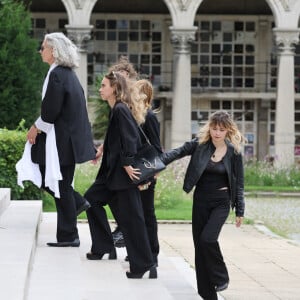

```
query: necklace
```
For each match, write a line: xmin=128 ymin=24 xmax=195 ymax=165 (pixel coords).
xmin=211 ymin=144 xmax=227 ymax=160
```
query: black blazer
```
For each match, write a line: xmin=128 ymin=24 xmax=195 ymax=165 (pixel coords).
xmin=141 ymin=109 xmax=162 ymax=154
xmin=161 ymin=139 xmax=245 ymax=217
xmin=32 ymin=66 xmax=95 ymax=166
xmin=96 ymin=102 xmax=142 ymax=190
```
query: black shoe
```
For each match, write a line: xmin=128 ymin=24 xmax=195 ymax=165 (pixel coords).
xmin=76 ymin=199 xmax=91 ymax=215
xmin=47 ymin=238 xmax=80 ymax=247
xmin=86 ymin=248 xmax=117 ymax=260
xmin=113 ymin=230 xmax=126 ymax=248
xmin=215 ymin=281 xmax=229 ymax=292
xmin=126 ymin=264 xmax=157 ymax=279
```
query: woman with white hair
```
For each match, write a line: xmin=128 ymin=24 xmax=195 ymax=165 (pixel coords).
xmin=26 ymin=32 xmax=95 ymax=247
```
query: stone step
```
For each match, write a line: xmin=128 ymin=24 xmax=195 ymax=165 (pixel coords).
xmin=27 ymin=213 xmax=201 ymax=300
xmin=0 ymin=200 xmax=42 ymax=300
xmin=0 ymin=188 xmax=10 ymax=217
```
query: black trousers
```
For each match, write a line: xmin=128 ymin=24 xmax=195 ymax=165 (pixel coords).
xmin=40 ymin=165 xmax=79 ymax=242
xmin=140 ymin=180 xmax=159 ymax=263
xmin=84 ymin=180 xmax=154 ymax=273
xmin=74 ymin=190 xmax=87 ymax=210
xmin=109 ymin=180 xmax=160 ymax=264
xmin=192 ymin=188 xmax=230 ymax=300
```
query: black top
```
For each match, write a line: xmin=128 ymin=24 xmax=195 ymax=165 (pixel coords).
xmin=161 ymin=139 xmax=245 ymax=217
xmin=197 ymin=159 xmax=229 ymax=190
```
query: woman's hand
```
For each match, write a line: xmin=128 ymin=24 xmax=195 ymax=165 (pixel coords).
xmin=138 ymin=182 xmax=151 ymax=191
xmin=124 ymin=165 xmax=141 ymax=181
xmin=92 ymin=144 xmax=104 ymax=165
xmin=26 ymin=125 xmax=39 ymax=144
xmin=236 ymin=216 xmax=243 ymax=228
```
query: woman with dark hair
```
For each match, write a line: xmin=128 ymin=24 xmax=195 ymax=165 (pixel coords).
xmin=84 ymin=71 xmax=157 ymax=279
xmin=161 ymin=110 xmax=245 ymax=299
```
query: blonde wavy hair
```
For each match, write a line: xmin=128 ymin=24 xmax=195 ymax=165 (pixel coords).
xmin=134 ymin=79 xmax=153 ymax=109
xmin=198 ymin=110 xmax=246 ymax=153
xmin=129 ymin=79 xmax=153 ymax=124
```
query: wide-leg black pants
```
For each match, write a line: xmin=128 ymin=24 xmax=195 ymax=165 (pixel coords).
xmin=140 ymin=180 xmax=160 ymax=263
xmin=40 ymin=164 xmax=79 ymax=242
xmin=84 ymin=180 xmax=154 ymax=273
xmin=192 ymin=188 xmax=230 ymax=300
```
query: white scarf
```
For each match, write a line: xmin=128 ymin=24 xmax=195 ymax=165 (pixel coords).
xmin=16 ymin=64 xmax=62 ymax=198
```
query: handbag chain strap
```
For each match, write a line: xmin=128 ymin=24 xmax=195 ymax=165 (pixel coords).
xmin=138 ymin=125 xmax=151 ymax=145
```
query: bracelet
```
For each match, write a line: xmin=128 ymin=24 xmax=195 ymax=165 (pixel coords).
xmin=33 ymin=124 xmax=41 ymax=134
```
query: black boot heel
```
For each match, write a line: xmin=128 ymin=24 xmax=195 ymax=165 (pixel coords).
xmin=86 ymin=247 xmax=117 ymax=260
xmin=108 ymin=248 xmax=117 ymax=260
xmin=126 ymin=265 xmax=157 ymax=279
xmin=149 ymin=265 xmax=157 ymax=278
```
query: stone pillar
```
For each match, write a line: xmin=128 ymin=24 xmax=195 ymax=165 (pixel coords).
xmin=170 ymin=27 xmax=196 ymax=148
xmin=273 ymin=28 xmax=299 ymax=167
xmin=66 ymin=26 xmax=93 ymax=98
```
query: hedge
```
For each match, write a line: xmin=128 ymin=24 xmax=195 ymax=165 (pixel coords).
xmin=0 ymin=127 xmax=42 ymax=200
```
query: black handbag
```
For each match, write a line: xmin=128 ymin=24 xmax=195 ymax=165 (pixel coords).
xmin=132 ymin=126 xmax=166 ymax=184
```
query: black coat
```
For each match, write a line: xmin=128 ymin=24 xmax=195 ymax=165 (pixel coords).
xmin=32 ymin=66 xmax=95 ymax=166
xmin=161 ymin=139 xmax=245 ymax=217
xmin=96 ymin=102 xmax=142 ymax=190
xmin=141 ymin=109 xmax=162 ymax=154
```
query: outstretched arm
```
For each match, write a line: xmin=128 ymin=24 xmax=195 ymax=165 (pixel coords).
xmin=160 ymin=138 xmax=198 ymax=166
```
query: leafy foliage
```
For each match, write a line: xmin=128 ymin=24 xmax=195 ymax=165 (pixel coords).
xmin=0 ymin=124 xmax=43 ymax=200
xmin=155 ymin=157 xmax=192 ymax=208
xmin=244 ymin=160 xmax=300 ymax=187
xmin=90 ymin=74 xmax=110 ymax=140
xmin=0 ymin=0 xmax=47 ymax=129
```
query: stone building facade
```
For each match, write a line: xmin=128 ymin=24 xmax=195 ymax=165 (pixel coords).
xmin=27 ymin=0 xmax=300 ymax=166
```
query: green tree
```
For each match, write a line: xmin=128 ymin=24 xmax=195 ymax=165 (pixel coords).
xmin=91 ymin=74 xmax=110 ymax=139
xmin=0 ymin=0 xmax=47 ymax=129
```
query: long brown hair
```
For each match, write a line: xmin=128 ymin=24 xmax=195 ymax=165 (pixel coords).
xmin=105 ymin=71 xmax=145 ymax=124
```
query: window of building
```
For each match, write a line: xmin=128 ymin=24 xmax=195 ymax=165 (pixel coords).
xmin=35 ymin=18 xmax=46 ymax=28
xmin=31 ymin=18 xmax=48 ymax=39
xmin=90 ymin=17 xmax=163 ymax=86
xmin=192 ymin=19 xmax=256 ymax=90
xmin=191 ymin=99 xmax=256 ymax=158
xmin=58 ymin=19 xmax=68 ymax=29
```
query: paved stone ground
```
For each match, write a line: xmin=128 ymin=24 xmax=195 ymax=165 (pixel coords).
xmin=25 ymin=213 xmax=300 ymax=300
xmin=159 ymin=222 xmax=300 ymax=300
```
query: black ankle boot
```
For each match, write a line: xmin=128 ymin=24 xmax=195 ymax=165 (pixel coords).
xmin=86 ymin=248 xmax=117 ymax=260
xmin=126 ymin=264 xmax=157 ymax=279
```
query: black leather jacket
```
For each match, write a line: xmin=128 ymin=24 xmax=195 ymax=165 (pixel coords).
xmin=161 ymin=139 xmax=245 ymax=217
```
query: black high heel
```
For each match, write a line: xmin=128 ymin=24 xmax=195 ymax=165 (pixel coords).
xmin=86 ymin=248 xmax=117 ymax=260
xmin=126 ymin=264 xmax=157 ymax=279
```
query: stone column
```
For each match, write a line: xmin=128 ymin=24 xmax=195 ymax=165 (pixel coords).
xmin=273 ymin=28 xmax=299 ymax=167
xmin=66 ymin=26 xmax=93 ymax=98
xmin=169 ymin=27 xmax=196 ymax=148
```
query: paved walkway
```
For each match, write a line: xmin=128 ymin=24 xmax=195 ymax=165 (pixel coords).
xmin=159 ymin=222 xmax=300 ymax=300
xmin=25 ymin=213 xmax=300 ymax=300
